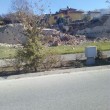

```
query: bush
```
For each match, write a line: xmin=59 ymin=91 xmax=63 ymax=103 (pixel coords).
xmin=96 ymin=49 xmax=103 ymax=60
xmin=16 ymin=37 xmax=46 ymax=72
xmin=42 ymin=50 xmax=63 ymax=71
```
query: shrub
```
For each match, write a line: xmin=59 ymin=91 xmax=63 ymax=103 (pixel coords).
xmin=42 ymin=50 xmax=63 ymax=71
xmin=16 ymin=37 xmax=46 ymax=72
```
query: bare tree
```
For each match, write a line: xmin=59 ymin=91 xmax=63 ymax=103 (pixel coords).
xmin=11 ymin=0 xmax=31 ymax=13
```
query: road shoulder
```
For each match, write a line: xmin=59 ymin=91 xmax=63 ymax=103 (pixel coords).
xmin=0 ymin=65 xmax=110 ymax=81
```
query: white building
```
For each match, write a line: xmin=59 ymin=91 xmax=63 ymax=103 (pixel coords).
xmin=88 ymin=11 xmax=101 ymax=19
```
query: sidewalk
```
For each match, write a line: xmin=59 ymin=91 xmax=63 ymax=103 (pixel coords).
xmin=0 ymin=50 xmax=110 ymax=67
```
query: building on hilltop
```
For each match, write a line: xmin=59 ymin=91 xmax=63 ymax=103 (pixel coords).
xmin=48 ymin=7 xmax=84 ymax=25
xmin=87 ymin=11 xmax=101 ymax=19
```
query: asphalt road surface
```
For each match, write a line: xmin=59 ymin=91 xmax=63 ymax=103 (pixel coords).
xmin=0 ymin=69 xmax=110 ymax=110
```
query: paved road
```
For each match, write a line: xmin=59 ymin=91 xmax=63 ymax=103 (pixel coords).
xmin=0 ymin=69 xmax=110 ymax=110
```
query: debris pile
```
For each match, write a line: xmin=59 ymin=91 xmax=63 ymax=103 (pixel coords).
xmin=41 ymin=28 xmax=87 ymax=46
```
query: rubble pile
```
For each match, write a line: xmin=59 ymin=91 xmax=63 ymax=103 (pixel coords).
xmin=0 ymin=23 xmax=26 ymax=44
xmin=41 ymin=28 xmax=86 ymax=46
xmin=0 ymin=24 xmax=86 ymax=46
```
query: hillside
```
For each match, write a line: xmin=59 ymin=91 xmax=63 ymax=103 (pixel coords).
xmin=76 ymin=15 xmax=110 ymax=38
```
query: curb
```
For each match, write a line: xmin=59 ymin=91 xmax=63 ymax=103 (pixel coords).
xmin=0 ymin=65 xmax=110 ymax=80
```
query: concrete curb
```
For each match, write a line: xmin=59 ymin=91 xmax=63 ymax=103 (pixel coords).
xmin=0 ymin=65 xmax=110 ymax=81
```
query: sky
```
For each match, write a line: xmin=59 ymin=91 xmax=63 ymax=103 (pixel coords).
xmin=0 ymin=0 xmax=109 ymax=15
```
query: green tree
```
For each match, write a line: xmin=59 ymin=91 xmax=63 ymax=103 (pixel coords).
xmin=11 ymin=0 xmax=46 ymax=72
